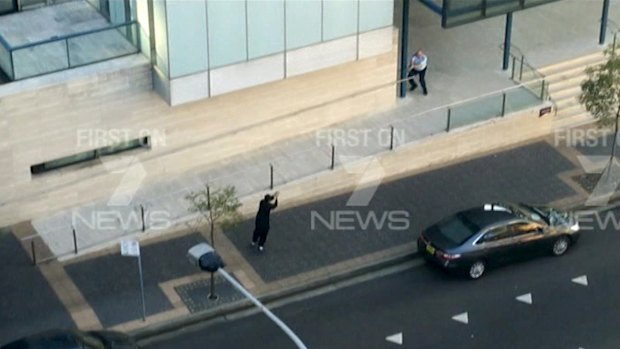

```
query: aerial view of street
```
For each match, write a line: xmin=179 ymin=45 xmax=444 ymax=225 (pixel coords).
xmin=2 ymin=0 xmax=620 ymax=348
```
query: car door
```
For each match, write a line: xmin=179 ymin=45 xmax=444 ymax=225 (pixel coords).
xmin=474 ymin=225 xmax=519 ymax=266
xmin=507 ymin=221 xmax=548 ymax=259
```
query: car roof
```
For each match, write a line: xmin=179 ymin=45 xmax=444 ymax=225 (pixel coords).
xmin=1 ymin=330 xmax=82 ymax=349
xmin=460 ymin=203 xmax=520 ymax=231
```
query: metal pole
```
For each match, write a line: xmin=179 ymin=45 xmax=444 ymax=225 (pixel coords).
xmin=218 ymin=269 xmax=308 ymax=349
xmin=389 ymin=126 xmax=395 ymax=150
xmin=446 ymin=108 xmax=452 ymax=132
xmin=269 ymin=163 xmax=274 ymax=190
xmin=519 ymin=55 xmax=524 ymax=81
xmin=600 ymin=0 xmax=611 ymax=45
xmin=208 ymin=272 xmax=218 ymax=300
xmin=207 ymin=185 xmax=215 ymax=248
xmin=399 ymin=0 xmax=411 ymax=98
xmin=511 ymin=56 xmax=516 ymax=79
xmin=140 ymin=204 xmax=146 ymax=232
xmin=137 ymin=255 xmax=146 ymax=321
xmin=503 ymin=12 xmax=513 ymax=71
xmin=72 ymin=227 xmax=78 ymax=254
xmin=501 ymin=92 xmax=507 ymax=116
xmin=330 ymin=145 xmax=335 ymax=170
xmin=30 ymin=240 xmax=37 ymax=265
xmin=65 ymin=39 xmax=71 ymax=68
xmin=540 ymin=80 xmax=546 ymax=100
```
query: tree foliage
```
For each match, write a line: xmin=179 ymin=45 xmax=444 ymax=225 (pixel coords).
xmin=185 ymin=185 xmax=242 ymax=246
xmin=580 ymin=45 xmax=620 ymax=170
xmin=580 ymin=46 xmax=620 ymax=128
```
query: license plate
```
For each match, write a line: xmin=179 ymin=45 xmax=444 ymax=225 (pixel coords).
xmin=426 ymin=243 xmax=436 ymax=255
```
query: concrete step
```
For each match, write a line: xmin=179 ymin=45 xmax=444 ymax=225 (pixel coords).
xmin=544 ymin=66 xmax=589 ymax=84
xmin=550 ymin=85 xmax=581 ymax=101
xmin=548 ymin=75 xmax=586 ymax=94
xmin=539 ymin=51 xmax=606 ymax=76
xmin=555 ymin=97 xmax=581 ymax=110
xmin=553 ymin=111 xmax=595 ymax=129
xmin=556 ymin=103 xmax=586 ymax=118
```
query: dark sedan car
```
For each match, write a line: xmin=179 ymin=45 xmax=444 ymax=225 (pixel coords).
xmin=417 ymin=202 xmax=580 ymax=279
xmin=0 ymin=329 xmax=137 ymax=349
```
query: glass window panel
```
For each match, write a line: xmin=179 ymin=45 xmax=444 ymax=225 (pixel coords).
xmin=12 ymin=40 xmax=69 ymax=80
xmin=207 ymin=0 xmax=247 ymax=68
xmin=167 ymin=0 xmax=208 ymax=78
xmin=359 ymin=0 xmax=393 ymax=32
xmin=67 ymin=24 xmax=139 ymax=67
xmin=285 ymin=0 xmax=321 ymax=50
xmin=323 ymin=0 xmax=358 ymax=41
xmin=0 ymin=0 xmax=16 ymax=15
xmin=0 ymin=41 xmax=12 ymax=79
xmin=248 ymin=0 xmax=284 ymax=59
xmin=153 ymin=0 xmax=169 ymax=77
xmin=486 ymin=0 xmax=520 ymax=16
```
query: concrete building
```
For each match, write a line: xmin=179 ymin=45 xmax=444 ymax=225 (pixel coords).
xmin=0 ymin=0 xmax=398 ymax=228
xmin=0 ymin=0 xmax=616 ymax=255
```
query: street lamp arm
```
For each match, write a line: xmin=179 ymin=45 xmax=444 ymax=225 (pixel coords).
xmin=217 ymin=269 xmax=309 ymax=349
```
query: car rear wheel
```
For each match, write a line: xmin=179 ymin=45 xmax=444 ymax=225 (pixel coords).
xmin=552 ymin=236 xmax=570 ymax=256
xmin=468 ymin=260 xmax=486 ymax=279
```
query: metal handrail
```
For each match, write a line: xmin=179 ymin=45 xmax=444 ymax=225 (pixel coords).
xmin=498 ymin=42 xmax=545 ymax=79
xmin=9 ymin=20 xmax=138 ymax=51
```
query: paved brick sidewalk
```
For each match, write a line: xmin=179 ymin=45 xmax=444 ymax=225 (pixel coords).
xmin=4 ymin=131 xmax=605 ymax=344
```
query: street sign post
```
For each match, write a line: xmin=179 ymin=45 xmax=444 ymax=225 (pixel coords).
xmin=121 ymin=239 xmax=146 ymax=321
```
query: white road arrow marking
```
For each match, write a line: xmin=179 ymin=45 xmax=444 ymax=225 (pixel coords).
xmin=385 ymin=333 xmax=403 ymax=345
xmin=572 ymin=275 xmax=589 ymax=286
xmin=452 ymin=312 xmax=469 ymax=324
xmin=516 ymin=293 xmax=533 ymax=304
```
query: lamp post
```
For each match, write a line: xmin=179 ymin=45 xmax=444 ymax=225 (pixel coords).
xmin=187 ymin=243 xmax=308 ymax=349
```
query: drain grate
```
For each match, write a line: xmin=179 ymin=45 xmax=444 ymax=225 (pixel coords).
xmin=175 ymin=274 xmax=244 ymax=313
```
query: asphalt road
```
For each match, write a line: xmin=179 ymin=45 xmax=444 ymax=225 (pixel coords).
xmin=145 ymin=208 xmax=620 ymax=349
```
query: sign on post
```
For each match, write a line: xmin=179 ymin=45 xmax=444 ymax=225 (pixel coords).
xmin=121 ymin=239 xmax=140 ymax=257
xmin=120 ymin=239 xmax=146 ymax=321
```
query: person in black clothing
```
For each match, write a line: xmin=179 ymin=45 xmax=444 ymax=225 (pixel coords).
xmin=251 ymin=191 xmax=279 ymax=251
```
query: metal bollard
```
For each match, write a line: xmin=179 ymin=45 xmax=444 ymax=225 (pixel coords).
xmin=446 ymin=108 xmax=452 ymax=132
xmin=389 ymin=126 xmax=395 ymax=150
xmin=330 ymin=145 xmax=335 ymax=170
xmin=501 ymin=92 xmax=507 ymax=117
xmin=31 ymin=240 xmax=37 ymax=265
xmin=140 ymin=204 xmax=146 ymax=232
xmin=270 ymin=163 xmax=274 ymax=190
xmin=72 ymin=227 xmax=78 ymax=254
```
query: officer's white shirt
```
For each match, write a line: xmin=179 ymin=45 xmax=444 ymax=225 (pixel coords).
xmin=411 ymin=54 xmax=427 ymax=71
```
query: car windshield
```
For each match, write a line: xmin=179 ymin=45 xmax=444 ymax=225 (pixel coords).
xmin=515 ymin=204 xmax=550 ymax=224
xmin=434 ymin=213 xmax=480 ymax=247
xmin=77 ymin=333 xmax=105 ymax=349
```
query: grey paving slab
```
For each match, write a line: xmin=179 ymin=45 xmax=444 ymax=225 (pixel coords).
xmin=224 ymin=141 xmax=577 ymax=283
xmin=0 ymin=231 xmax=75 ymax=343
xmin=64 ymin=233 xmax=206 ymax=328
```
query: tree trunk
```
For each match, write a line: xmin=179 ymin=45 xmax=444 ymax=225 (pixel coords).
xmin=210 ymin=215 xmax=215 ymax=249
xmin=606 ymin=104 xmax=620 ymax=179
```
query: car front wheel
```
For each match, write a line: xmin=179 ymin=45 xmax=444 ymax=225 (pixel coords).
xmin=552 ymin=236 xmax=570 ymax=256
xmin=468 ymin=260 xmax=486 ymax=279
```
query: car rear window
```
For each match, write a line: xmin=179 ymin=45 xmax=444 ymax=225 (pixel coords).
xmin=434 ymin=213 xmax=479 ymax=247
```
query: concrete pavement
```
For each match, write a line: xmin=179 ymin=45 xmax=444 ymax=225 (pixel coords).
xmin=3 ymin=124 xmax=616 ymax=344
xmin=143 ymin=207 xmax=620 ymax=349
xmin=27 ymin=0 xmax=620 ymax=258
